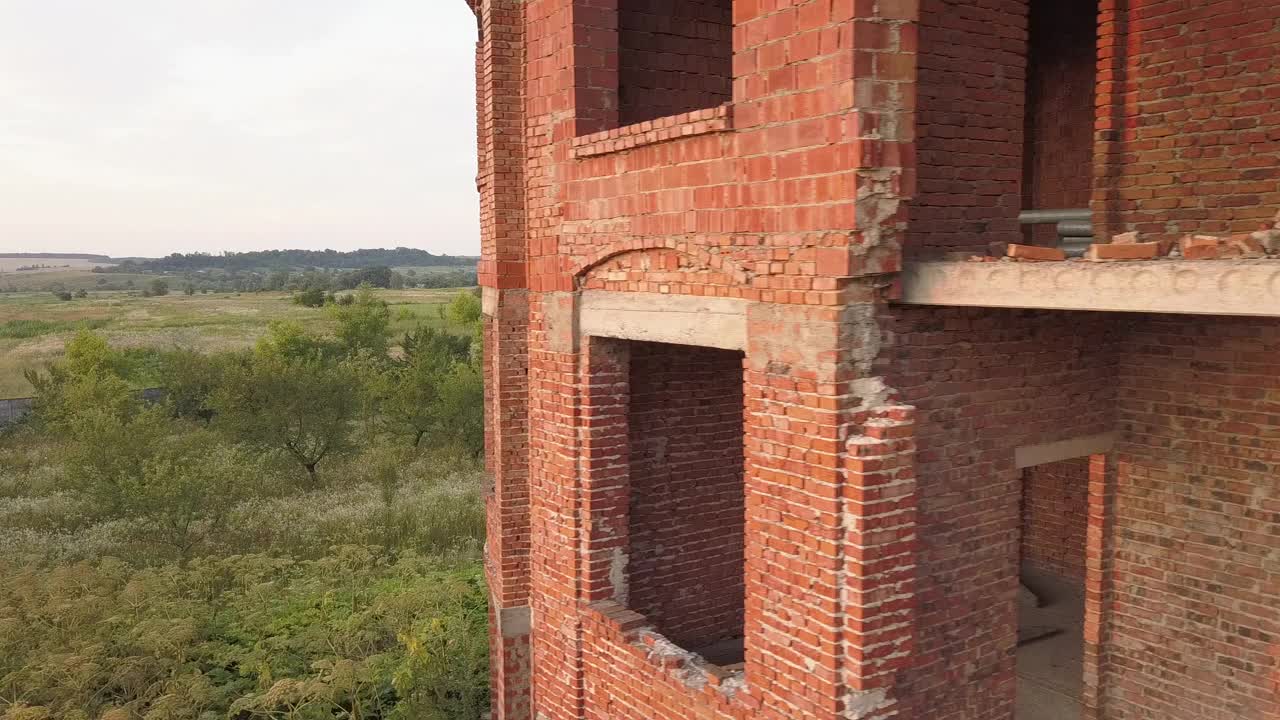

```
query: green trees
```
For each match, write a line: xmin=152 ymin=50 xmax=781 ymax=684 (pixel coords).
xmin=214 ymin=351 xmax=360 ymax=486
xmin=2 ymin=288 xmax=494 ymax=717
xmin=292 ymin=287 xmax=326 ymax=307
xmin=331 ymin=286 xmax=392 ymax=357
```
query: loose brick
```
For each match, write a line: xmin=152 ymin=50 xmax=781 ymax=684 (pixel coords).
xmin=1179 ymin=235 xmax=1222 ymax=260
xmin=1007 ymin=244 xmax=1067 ymax=262
xmin=1085 ymin=242 xmax=1159 ymax=261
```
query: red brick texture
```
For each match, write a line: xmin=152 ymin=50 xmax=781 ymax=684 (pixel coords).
xmin=1022 ymin=0 xmax=1098 ymax=245
xmin=879 ymin=307 xmax=1117 ymax=719
xmin=1021 ymin=458 xmax=1090 ymax=582
xmin=1094 ymin=0 xmax=1280 ymax=242
xmin=467 ymin=0 xmax=1280 ymax=718
xmin=908 ymin=0 xmax=1028 ymax=255
xmin=618 ymin=0 xmax=734 ymax=127
xmin=1104 ymin=316 xmax=1280 ymax=720
xmin=627 ymin=341 xmax=746 ymax=652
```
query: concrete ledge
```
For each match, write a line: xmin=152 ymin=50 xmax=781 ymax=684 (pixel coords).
xmin=1015 ymin=432 xmax=1116 ymax=469
xmin=898 ymin=260 xmax=1280 ymax=316
xmin=498 ymin=606 xmax=532 ymax=638
xmin=579 ymin=291 xmax=749 ymax=350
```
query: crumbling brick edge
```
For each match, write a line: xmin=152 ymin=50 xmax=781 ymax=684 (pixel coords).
xmin=572 ymin=104 xmax=734 ymax=159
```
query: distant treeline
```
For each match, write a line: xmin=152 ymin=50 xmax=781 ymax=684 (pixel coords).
xmin=103 ymin=248 xmax=476 ymax=273
xmin=3 ymin=253 xmax=112 ymax=262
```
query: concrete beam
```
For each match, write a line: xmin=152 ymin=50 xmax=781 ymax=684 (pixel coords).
xmin=579 ymin=291 xmax=749 ymax=350
xmin=898 ymin=260 xmax=1280 ymax=316
xmin=1015 ymin=432 xmax=1116 ymax=469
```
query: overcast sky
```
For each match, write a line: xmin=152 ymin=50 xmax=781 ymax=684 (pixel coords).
xmin=0 ymin=1 xmax=480 ymax=258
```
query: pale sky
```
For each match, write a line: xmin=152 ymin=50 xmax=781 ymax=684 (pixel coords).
xmin=0 ymin=1 xmax=480 ymax=258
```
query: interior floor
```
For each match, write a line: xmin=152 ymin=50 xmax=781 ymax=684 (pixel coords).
xmin=1016 ymin=568 xmax=1085 ymax=720
xmin=691 ymin=636 xmax=745 ymax=671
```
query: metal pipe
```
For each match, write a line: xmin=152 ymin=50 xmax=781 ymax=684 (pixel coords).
xmin=1056 ymin=220 xmax=1094 ymax=237
xmin=1019 ymin=209 xmax=1091 ymax=225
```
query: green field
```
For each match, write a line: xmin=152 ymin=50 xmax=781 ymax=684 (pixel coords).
xmin=0 ymin=288 xmax=460 ymax=398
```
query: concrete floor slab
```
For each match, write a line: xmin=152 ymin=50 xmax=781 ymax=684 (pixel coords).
xmin=1017 ymin=569 xmax=1084 ymax=720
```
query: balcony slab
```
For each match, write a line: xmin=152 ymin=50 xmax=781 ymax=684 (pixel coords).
xmin=897 ymin=260 xmax=1280 ymax=317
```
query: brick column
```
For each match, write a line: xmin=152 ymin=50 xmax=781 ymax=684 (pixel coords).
xmin=1082 ymin=452 xmax=1116 ymax=720
xmin=474 ymin=1 xmax=531 ymax=718
xmin=744 ymin=297 xmax=916 ymax=719
xmin=841 ymin=405 xmax=917 ymax=718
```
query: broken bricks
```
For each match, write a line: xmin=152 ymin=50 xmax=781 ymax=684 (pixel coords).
xmin=1006 ymin=244 xmax=1066 ymax=262
xmin=1086 ymin=242 xmax=1161 ymax=261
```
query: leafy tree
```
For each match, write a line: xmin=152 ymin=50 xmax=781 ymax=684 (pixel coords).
xmin=444 ymin=289 xmax=482 ymax=328
xmin=122 ymin=433 xmax=261 ymax=562
xmin=375 ymin=329 xmax=464 ymax=448
xmin=149 ymin=278 xmax=169 ymax=296
xmin=292 ymin=287 xmax=326 ymax=308
xmin=331 ymin=286 xmax=391 ymax=358
xmin=254 ymin=321 xmax=337 ymax=363
xmin=156 ymin=349 xmax=224 ymax=423
xmin=24 ymin=330 xmax=135 ymax=431
xmin=213 ymin=351 xmax=360 ymax=486
xmin=62 ymin=406 xmax=169 ymax=513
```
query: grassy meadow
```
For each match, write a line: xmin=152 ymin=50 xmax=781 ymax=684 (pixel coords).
xmin=0 ymin=289 xmax=458 ymax=397
xmin=0 ymin=285 xmax=489 ymax=718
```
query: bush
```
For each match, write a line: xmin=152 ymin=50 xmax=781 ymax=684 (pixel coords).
xmin=51 ymin=291 xmax=72 ymax=302
xmin=292 ymin=287 xmax=326 ymax=308
xmin=0 ymin=552 xmax=489 ymax=719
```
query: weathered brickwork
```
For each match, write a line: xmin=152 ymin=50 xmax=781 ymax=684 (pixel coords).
xmin=465 ymin=0 xmax=1280 ymax=718
xmin=1106 ymin=316 xmax=1280 ymax=720
xmin=1022 ymin=0 xmax=1097 ymax=245
xmin=618 ymin=0 xmax=734 ymax=126
xmin=908 ymin=0 xmax=1027 ymax=255
xmin=879 ymin=307 xmax=1117 ymax=719
xmin=1094 ymin=0 xmax=1280 ymax=242
xmin=1021 ymin=458 xmax=1090 ymax=582
xmin=627 ymin=341 xmax=746 ymax=652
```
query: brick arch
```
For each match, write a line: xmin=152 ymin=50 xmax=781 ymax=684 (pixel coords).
xmin=573 ymin=240 xmax=750 ymax=294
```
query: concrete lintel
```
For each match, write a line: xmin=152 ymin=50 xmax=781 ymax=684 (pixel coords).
xmin=498 ymin=606 xmax=532 ymax=638
xmin=1016 ymin=432 xmax=1116 ymax=469
xmin=544 ymin=291 xmax=580 ymax=354
xmin=481 ymin=286 xmax=499 ymax=317
xmin=898 ymin=260 xmax=1280 ymax=316
xmin=579 ymin=291 xmax=749 ymax=350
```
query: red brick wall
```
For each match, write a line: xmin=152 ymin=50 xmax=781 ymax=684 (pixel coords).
xmin=1021 ymin=458 xmax=1089 ymax=582
xmin=1022 ymin=0 xmax=1097 ymax=245
xmin=909 ymin=0 xmax=1028 ymax=255
xmin=1106 ymin=315 xmax=1280 ymax=720
xmin=627 ymin=341 xmax=746 ymax=652
xmin=1094 ymin=0 xmax=1280 ymax=241
xmin=618 ymin=0 xmax=733 ymax=127
xmin=880 ymin=306 xmax=1117 ymax=719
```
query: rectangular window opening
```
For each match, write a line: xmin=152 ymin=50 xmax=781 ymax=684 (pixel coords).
xmin=617 ymin=0 xmax=734 ymax=128
xmin=1020 ymin=0 xmax=1101 ymax=248
xmin=623 ymin=340 xmax=746 ymax=670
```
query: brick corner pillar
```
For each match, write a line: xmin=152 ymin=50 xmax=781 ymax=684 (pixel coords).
xmin=743 ymin=294 xmax=917 ymax=719
xmin=1082 ymin=452 xmax=1117 ymax=720
xmin=474 ymin=0 xmax=531 ymax=718
xmin=841 ymin=404 xmax=918 ymax=719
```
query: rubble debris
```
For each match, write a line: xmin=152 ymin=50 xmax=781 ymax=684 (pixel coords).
xmin=1111 ymin=231 xmax=1140 ymax=244
xmin=1224 ymin=233 xmax=1267 ymax=259
xmin=1180 ymin=235 xmax=1223 ymax=260
xmin=1086 ymin=242 xmax=1160 ymax=261
xmin=1007 ymin=244 xmax=1066 ymax=262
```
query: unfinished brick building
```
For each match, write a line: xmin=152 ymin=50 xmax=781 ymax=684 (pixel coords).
xmin=466 ymin=0 xmax=1280 ymax=718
